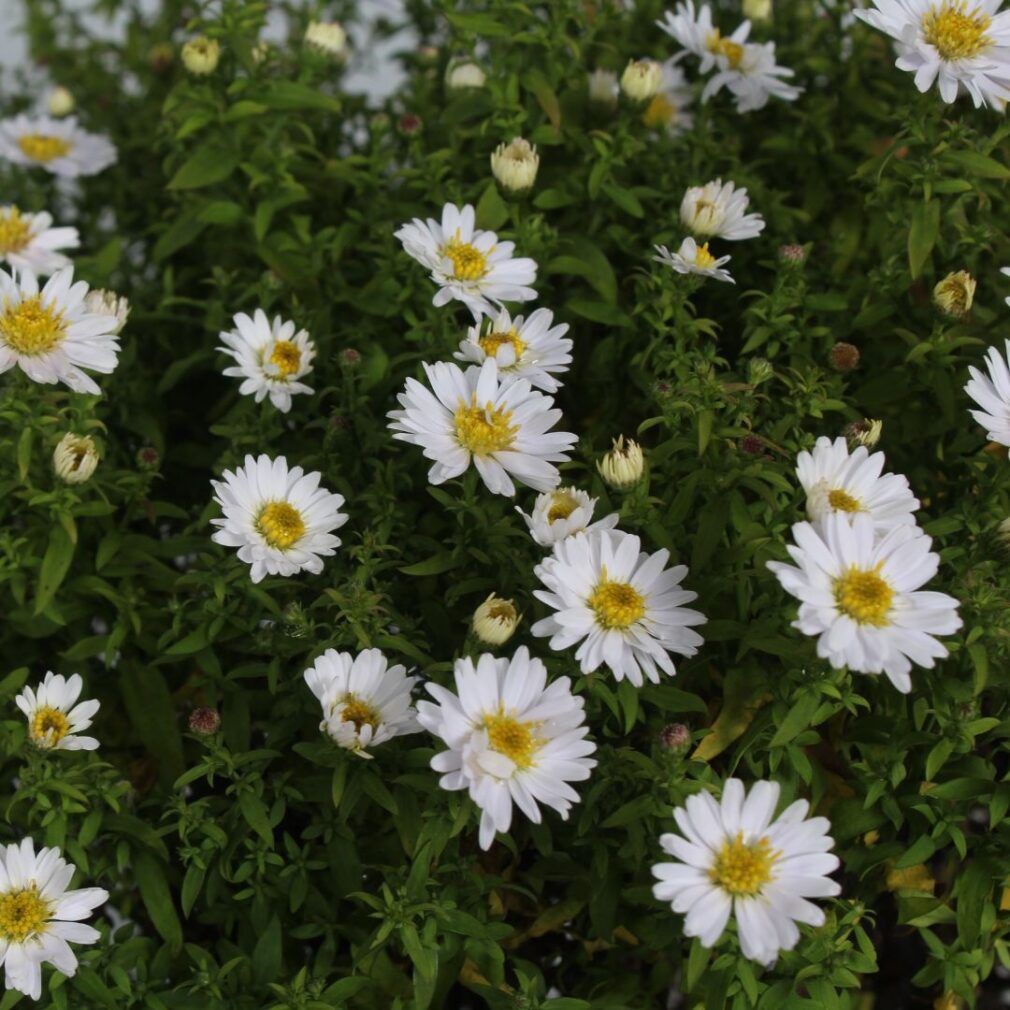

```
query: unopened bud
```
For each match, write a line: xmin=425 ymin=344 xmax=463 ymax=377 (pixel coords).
xmin=53 ymin=433 xmax=99 ymax=485
xmin=397 ymin=113 xmax=423 ymax=136
xmin=748 ymin=358 xmax=774 ymax=386
xmin=491 ymin=137 xmax=539 ymax=193
xmin=149 ymin=42 xmax=174 ymax=74
xmin=472 ymin=594 xmax=520 ymax=646
xmin=598 ymin=436 xmax=645 ymax=490
xmin=446 ymin=60 xmax=486 ymax=90
xmin=843 ymin=418 xmax=882 ymax=449
xmin=739 ymin=434 xmax=765 ymax=456
xmin=84 ymin=289 xmax=129 ymax=335
xmin=933 ymin=271 xmax=975 ymax=319
xmin=829 ymin=342 xmax=860 ymax=372
xmin=136 ymin=446 xmax=160 ymax=471
xmin=743 ymin=0 xmax=772 ymax=21
xmin=660 ymin=723 xmax=691 ymax=752
xmin=620 ymin=59 xmax=663 ymax=102
xmin=778 ymin=243 xmax=808 ymax=265
xmin=188 ymin=707 xmax=221 ymax=735
xmin=182 ymin=36 xmax=220 ymax=76
xmin=588 ymin=69 xmax=619 ymax=107
xmin=340 ymin=348 xmax=361 ymax=367
xmin=47 ymin=87 xmax=74 ymax=117
xmin=305 ymin=21 xmax=348 ymax=59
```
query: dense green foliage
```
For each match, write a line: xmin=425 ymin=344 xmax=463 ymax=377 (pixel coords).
xmin=2 ymin=0 xmax=1010 ymax=1007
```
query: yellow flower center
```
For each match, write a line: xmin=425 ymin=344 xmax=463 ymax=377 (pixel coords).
xmin=444 ymin=239 xmax=488 ymax=281
xmin=710 ymin=833 xmax=779 ymax=896
xmin=589 ymin=571 xmax=646 ymax=630
xmin=827 ymin=488 xmax=862 ymax=513
xmin=453 ymin=396 xmax=517 ymax=456
xmin=485 ymin=710 xmax=540 ymax=769
xmin=268 ymin=340 xmax=301 ymax=378
xmin=0 ymin=208 xmax=33 ymax=255
xmin=255 ymin=501 xmax=306 ymax=550
xmin=0 ymin=888 xmax=51 ymax=943
xmin=708 ymin=31 xmax=745 ymax=68
xmin=17 ymin=134 xmax=72 ymax=163
xmin=547 ymin=491 xmax=580 ymax=523
xmin=339 ymin=695 xmax=381 ymax=732
xmin=478 ymin=327 xmax=527 ymax=362
xmin=643 ymin=94 xmax=677 ymax=128
xmin=30 ymin=706 xmax=70 ymax=747
xmin=0 ymin=295 xmax=67 ymax=356
xmin=834 ymin=565 xmax=894 ymax=626
xmin=693 ymin=243 xmax=718 ymax=269
xmin=923 ymin=2 xmax=992 ymax=60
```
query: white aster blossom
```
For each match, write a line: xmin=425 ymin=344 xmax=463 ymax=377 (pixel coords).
xmin=303 ymin=648 xmax=419 ymax=757
xmin=767 ymin=513 xmax=962 ymax=693
xmin=652 ymin=779 xmax=841 ymax=966
xmin=210 ymin=454 xmax=348 ymax=583
xmin=395 ymin=202 xmax=537 ymax=320
xmin=304 ymin=20 xmax=348 ymax=58
xmin=52 ymin=433 xmax=99 ymax=485
xmin=654 ymin=237 xmax=733 ymax=283
xmin=454 ymin=307 xmax=572 ymax=393
xmin=702 ymin=40 xmax=802 ymax=111
xmin=82 ymin=289 xmax=129 ymax=336
xmin=15 ymin=672 xmax=100 ymax=751
xmin=0 ymin=207 xmax=78 ymax=276
xmin=416 ymin=647 xmax=597 ymax=850
xmin=387 ymin=358 xmax=578 ymax=496
xmin=446 ymin=60 xmax=487 ymax=90
xmin=657 ymin=1 xmax=735 ymax=73
xmin=643 ymin=60 xmax=696 ymax=134
xmin=516 ymin=486 xmax=620 ymax=548
xmin=680 ymin=179 xmax=765 ymax=241
xmin=218 ymin=309 xmax=315 ymax=413
xmin=532 ymin=528 xmax=707 ymax=686
xmin=965 ymin=338 xmax=1010 ymax=445
xmin=0 ymin=115 xmax=116 ymax=177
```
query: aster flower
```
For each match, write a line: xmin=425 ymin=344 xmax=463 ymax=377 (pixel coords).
xmin=654 ymin=237 xmax=734 ymax=283
xmin=454 ymin=307 xmax=572 ymax=393
xmin=643 ymin=60 xmax=696 ymax=134
xmin=210 ymin=454 xmax=348 ymax=583
xmin=1001 ymin=265 xmax=1010 ymax=306
xmin=702 ymin=40 xmax=802 ymax=111
xmin=416 ymin=647 xmax=597 ymax=850
xmin=796 ymin=436 xmax=919 ymax=531
xmin=854 ymin=0 xmax=1010 ymax=108
xmin=652 ymin=779 xmax=841 ymax=966
xmin=680 ymin=179 xmax=765 ymax=241
xmin=965 ymin=339 xmax=1010 ymax=445
xmin=15 ymin=672 xmax=99 ymax=751
xmin=395 ymin=202 xmax=537 ymax=320
xmin=0 ymin=838 xmax=108 ymax=998
xmin=657 ymin=2 xmax=747 ymax=74
xmin=0 ymin=115 xmax=116 ymax=177
xmin=531 ymin=528 xmax=707 ymax=686
xmin=0 ymin=207 xmax=78 ymax=276
xmin=516 ymin=486 xmax=619 ymax=548
xmin=767 ymin=513 xmax=962 ymax=693
xmin=0 ymin=267 xmax=121 ymax=395
xmin=303 ymin=649 xmax=419 ymax=757
xmin=217 ymin=308 xmax=315 ymax=413
xmin=387 ymin=358 xmax=578 ymax=496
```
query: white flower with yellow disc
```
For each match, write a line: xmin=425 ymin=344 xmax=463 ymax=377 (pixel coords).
xmin=0 ymin=207 xmax=78 ymax=276
xmin=965 ymin=338 xmax=1010 ymax=445
xmin=654 ymin=237 xmax=733 ymax=283
xmin=643 ymin=60 xmax=696 ymax=135
xmin=657 ymin=1 xmax=751 ymax=73
xmin=516 ymin=486 xmax=619 ymax=547
xmin=416 ymin=647 xmax=597 ymax=850
xmin=210 ymin=454 xmax=348 ymax=583
xmin=218 ymin=309 xmax=316 ymax=413
xmin=680 ymin=179 xmax=765 ymax=241
xmin=0 ymin=115 xmax=116 ymax=177
xmin=15 ymin=672 xmax=99 ymax=751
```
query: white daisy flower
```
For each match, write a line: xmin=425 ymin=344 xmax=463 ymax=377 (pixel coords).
xmin=652 ymin=778 xmax=841 ymax=966
xmin=0 ymin=207 xmax=78 ymax=276
xmin=854 ymin=0 xmax=1010 ymax=108
xmin=395 ymin=202 xmax=537 ymax=320
xmin=210 ymin=454 xmax=348 ymax=583
xmin=796 ymin=436 xmax=919 ymax=531
xmin=767 ymin=513 xmax=962 ymax=693
xmin=303 ymin=648 xmax=419 ymax=757
xmin=217 ymin=309 xmax=316 ymax=413
xmin=0 ymin=838 xmax=108 ymax=999
xmin=387 ymin=358 xmax=578 ymax=497
xmin=516 ymin=486 xmax=620 ymax=547
xmin=654 ymin=237 xmax=734 ymax=283
xmin=15 ymin=672 xmax=99 ymax=751
xmin=965 ymin=339 xmax=1010 ymax=445
xmin=680 ymin=179 xmax=765 ymax=241
xmin=0 ymin=267 xmax=121 ymax=395
xmin=531 ymin=528 xmax=707 ymax=687
xmin=643 ymin=60 xmax=696 ymax=135
xmin=0 ymin=115 xmax=116 ymax=177
xmin=454 ymin=307 xmax=572 ymax=393
xmin=702 ymin=40 xmax=803 ymax=111
xmin=416 ymin=647 xmax=597 ymax=850
xmin=657 ymin=2 xmax=748 ymax=73
xmin=1001 ymin=265 xmax=1010 ymax=306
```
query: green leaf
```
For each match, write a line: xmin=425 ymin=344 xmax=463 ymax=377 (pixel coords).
xmin=134 ymin=851 xmax=183 ymax=952
xmin=252 ymin=915 xmax=283 ymax=983
xmin=942 ymin=149 xmax=1010 ymax=180
xmin=769 ymin=692 xmax=821 ymax=748
xmin=166 ymin=141 xmax=239 ymax=190
xmin=250 ymin=81 xmax=341 ymax=112
xmin=118 ymin=666 xmax=185 ymax=786
xmin=239 ymin=792 xmax=274 ymax=845
xmin=444 ymin=10 xmax=511 ymax=35
xmin=894 ymin=834 xmax=935 ymax=869
xmin=957 ymin=859 xmax=994 ymax=946
xmin=16 ymin=428 xmax=31 ymax=483
xmin=523 ymin=69 xmax=561 ymax=129
xmin=399 ymin=554 xmax=461 ymax=576
xmin=35 ymin=524 xmax=75 ymax=614
xmin=475 ymin=182 xmax=509 ymax=231
xmin=907 ymin=199 xmax=939 ymax=279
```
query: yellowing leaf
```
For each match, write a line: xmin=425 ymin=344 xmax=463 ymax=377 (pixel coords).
xmin=886 ymin=863 xmax=936 ymax=894
xmin=691 ymin=669 xmax=771 ymax=762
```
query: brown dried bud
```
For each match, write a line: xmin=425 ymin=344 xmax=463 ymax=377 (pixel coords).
xmin=660 ymin=723 xmax=691 ymax=752
xmin=829 ymin=342 xmax=860 ymax=372
xmin=188 ymin=708 xmax=221 ymax=735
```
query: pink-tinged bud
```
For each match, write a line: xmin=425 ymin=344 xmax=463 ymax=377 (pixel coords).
xmin=829 ymin=342 xmax=859 ymax=372
xmin=778 ymin=243 xmax=807 ymax=264
xmin=136 ymin=446 xmax=160 ymax=470
xmin=340 ymin=348 xmax=361 ymax=367
xmin=397 ymin=113 xmax=423 ymax=136
xmin=188 ymin=708 xmax=221 ymax=735
xmin=739 ymin=434 xmax=765 ymax=456
xmin=660 ymin=723 xmax=691 ymax=752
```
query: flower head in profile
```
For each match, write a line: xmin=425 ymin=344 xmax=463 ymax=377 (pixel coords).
xmin=643 ymin=60 xmax=696 ymax=135
xmin=454 ymin=307 xmax=572 ymax=393
xmin=0 ymin=207 xmax=78 ymax=276
xmin=83 ymin=290 xmax=129 ymax=335
xmin=654 ymin=237 xmax=733 ymax=283
xmin=472 ymin=594 xmax=521 ymax=646
xmin=933 ymin=270 xmax=976 ymax=317
xmin=416 ymin=647 xmax=597 ymax=849
xmin=657 ymin=2 xmax=742 ymax=74
xmin=652 ymin=779 xmax=840 ymax=965
xmin=53 ymin=433 xmax=99 ymax=485
xmin=621 ymin=59 xmax=665 ymax=101
xmin=303 ymin=649 xmax=419 ymax=757
xmin=532 ymin=529 xmax=707 ymax=686
xmin=965 ymin=339 xmax=1010 ymax=445
xmin=767 ymin=513 xmax=962 ymax=693
xmin=491 ymin=137 xmax=539 ymax=192
xmin=446 ymin=60 xmax=486 ymax=90
xmin=305 ymin=21 xmax=348 ymax=58
xmin=680 ymin=180 xmax=765 ymax=241
xmin=16 ymin=672 xmax=99 ymax=751
xmin=210 ymin=454 xmax=348 ymax=583
xmin=182 ymin=36 xmax=220 ymax=75
xmin=0 ymin=115 xmax=116 ymax=177
xmin=218 ymin=309 xmax=315 ymax=413
xmin=516 ymin=486 xmax=619 ymax=547
xmin=0 ymin=838 xmax=108 ymax=998
xmin=387 ymin=358 xmax=577 ymax=496
xmin=0 ymin=267 xmax=122 ymax=394
xmin=854 ymin=0 xmax=1010 ymax=108
xmin=598 ymin=436 xmax=645 ymax=489
xmin=395 ymin=203 xmax=537 ymax=320
xmin=702 ymin=40 xmax=802 ymax=111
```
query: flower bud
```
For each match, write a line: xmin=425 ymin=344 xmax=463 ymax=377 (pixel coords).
xmin=491 ymin=137 xmax=539 ymax=193
xmin=149 ymin=42 xmax=174 ymax=74
xmin=397 ymin=113 xmax=423 ymax=136
xmin=305 ymin=20 xmax=348 ymax=59
xmin=843 ymin=418 xmax=882 ymax=449
xmin=660 ymin=723 xmax=691 ymax=753
xmin=84 ymin=289 xmax=130 ymax=335
xmin=188 ymin=707 xmax=221 ymax=735
xmin=748 ymin=358 xmax=774 ymax=386
xmin=47 ymin=87 xmax=75 ymax=117
xmin=136 ymin=446 xmax=160 ymax=471
xmin=829 ymin=341 xmax=859 ymax=372
xmin=598 ymin=436 xmax=645 ymax=490
xmin=778 ymin=243 xmax=808 ymax=265
xmin=473 ymin=594 xmax=521 ymax=646
xmin=340 ymin=348 xmax=361 ymax=368
xmin=416 ymin=45 xmax=440 ymax=66
xmin=182 ymin=36 xmax=221 ymax=76
xmin=739 ymin=434 xmax=765 ymax=456
xmin=933 ymin=270 xmax=975 ymax=318
xmin=446 ymin=60 xmax=486 ymax=90
xmin=620 ymin=59 xmax=663 ymax=102
xmin=53 ymin=433 xmax=99 ymax=485
xmin=588 ymin=68 xmax=619 ymax=107
xmin=743 ymin=0 xmax=772 ymax=20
